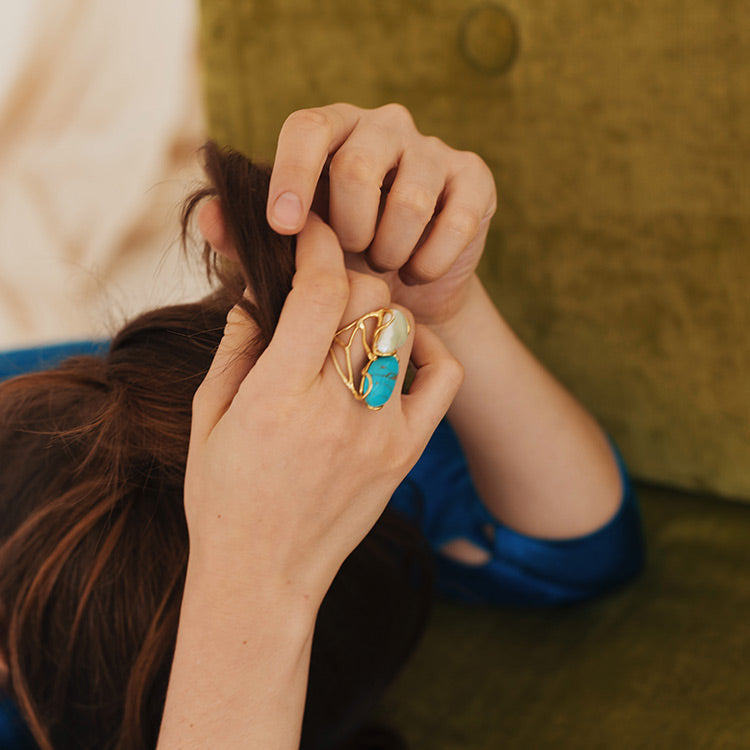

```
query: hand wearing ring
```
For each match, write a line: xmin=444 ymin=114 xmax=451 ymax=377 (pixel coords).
xmin=329 ymin=308 xmax=410 ymax=410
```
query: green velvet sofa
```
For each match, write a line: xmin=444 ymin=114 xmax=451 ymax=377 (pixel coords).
xmin=199 ymin=1 xmax=750 ymax=746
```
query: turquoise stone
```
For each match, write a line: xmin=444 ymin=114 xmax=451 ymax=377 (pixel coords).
xmin=362 ymin=355 xmax=399 ymax=408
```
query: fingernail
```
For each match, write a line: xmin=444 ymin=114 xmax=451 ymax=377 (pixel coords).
xmin=272 ymin=192 xmax=302 ymax=229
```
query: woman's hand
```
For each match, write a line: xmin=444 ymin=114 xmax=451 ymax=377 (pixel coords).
xmin=265 ymin=103 xmax=497 ymax=327
xmin=266 ymin=104 xmax=622 ymax=548
xmin=159 ymin=213 xmax=462 ymax=749
xmin=185 ymin=211 xmax=462 ymax=602
xmin=198 ymin=102 xmax=622 ymax=552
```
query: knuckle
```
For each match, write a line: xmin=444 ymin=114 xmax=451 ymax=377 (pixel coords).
xmin=366 ymin=249 xmax=401 ymax=273
xmin=443 ymin=205 xmax=482 ymax=240
xmin=407 ymin=255 xmax=449 ymax=283
xmin=461 ymin=149 xmax=489 ymax=172
xmin=424 ymin=134 xmax=448 ymax=154
xmin=321 ymin=272 xmax=351 ymax=308
xmin=349 ymin=272 xmax=390 ymax=305
xmin=283 ymin=107 xmax=334 ymax=139
xmin=378 ymin=102 xmax=415 ymax=128
xmin=389 ymin=184 xmax=436 ymax=220
xmin=309 ymin=292 xmax=345 ymax=321
xmin=330 ymin=147 xmax=380 ymax=186
xmin=299 ymin=271 xmax=349 ymax=316
xmin=462 ymin=151 xmax=499 ymax=214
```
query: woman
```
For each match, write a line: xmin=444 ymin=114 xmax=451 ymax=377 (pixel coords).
xmin=0 ymin=104 xmax=643 ymax=749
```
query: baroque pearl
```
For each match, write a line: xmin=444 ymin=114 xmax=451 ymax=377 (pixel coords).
xmin=373 ymin=309 xmax=409 ymax=356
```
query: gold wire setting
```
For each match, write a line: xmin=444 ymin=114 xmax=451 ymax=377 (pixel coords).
xmin=329 ymin=308 xmax=409 ymax=410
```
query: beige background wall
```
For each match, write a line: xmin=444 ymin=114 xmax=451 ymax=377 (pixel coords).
xmin=0 ymin=0 xmax=207 ymax=349
xmin=200 ymin=0 xmax=749 ymax=500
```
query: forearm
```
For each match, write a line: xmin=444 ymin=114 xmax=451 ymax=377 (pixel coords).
xmin=157 ymin=560 xmax=319 ymax=749
xmin=433 ymin=275 xmax=622 ymax=539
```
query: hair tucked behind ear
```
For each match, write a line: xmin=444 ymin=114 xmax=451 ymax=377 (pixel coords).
xmin=0 ymin=142 xmax=433 ymax=750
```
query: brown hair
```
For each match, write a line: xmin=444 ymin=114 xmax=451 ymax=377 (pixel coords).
xmin=0 ymin=143 xmax=432 ymax=750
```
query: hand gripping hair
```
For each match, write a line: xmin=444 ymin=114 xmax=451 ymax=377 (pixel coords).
xmin=0 ymin=143 xmax=432 ymax=750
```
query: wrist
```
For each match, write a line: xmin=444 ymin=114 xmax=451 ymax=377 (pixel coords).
xmin=183 ymin=551 xmax=324 ymax=636
xmin=160 ymin=552 xmax=318 ymax=749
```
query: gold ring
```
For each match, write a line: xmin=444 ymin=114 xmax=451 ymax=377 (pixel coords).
xmin=329 ymin=308 xmax=410 ymax=410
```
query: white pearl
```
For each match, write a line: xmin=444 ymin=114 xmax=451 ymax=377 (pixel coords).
xmin=374 ymin=309 xmax=409 ymax=355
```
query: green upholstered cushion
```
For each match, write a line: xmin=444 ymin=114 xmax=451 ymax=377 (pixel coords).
xmin=379 ymin=484 xmax=750 ymax=748
xmin=198 ymin=0 xmax=750 ymax=500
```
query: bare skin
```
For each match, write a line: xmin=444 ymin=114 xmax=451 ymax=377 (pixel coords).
xmin=158 ymin=102 xmax=622 ymax=747
xmin=204 ymin=103 xmax=622 ymax=546
xmin=3 ymin=104 xmax=622 ymax=748
xmin=157 ymin=214 xmax=462 ymax=748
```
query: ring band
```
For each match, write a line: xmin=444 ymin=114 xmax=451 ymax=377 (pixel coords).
xmin=329 ymin=308 xmax=410 ymax=410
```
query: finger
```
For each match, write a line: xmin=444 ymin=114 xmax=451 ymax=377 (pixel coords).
xmin=401 ymin=324 xmax=464 ymax=435
xmin=400 ymin=158 xmax=496 ymax=284
xmin=197 ymin=199 xmax=238 ymax=261
xmin=259 ymin=213 xmax=349 ymax=385
xmin=338 ymin=271 xmax=392 ymax=335
xmin=326 ymin=127 xmax=403 ymax=253
xmin=366 ymin=142 xmax=445 ymax=270
xmin=191 ymin=303 xmax=258 ymax=440
xmin=267 ymin=104 xmax=364 ymax=233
